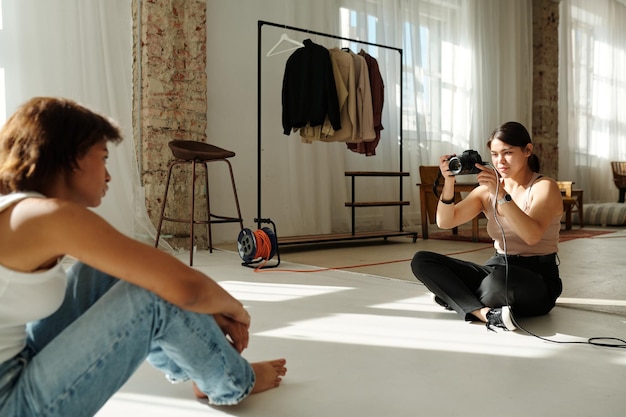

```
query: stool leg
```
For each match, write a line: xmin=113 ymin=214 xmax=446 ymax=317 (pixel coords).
xmin=155 ymin=162 xmax=175 ymax=248
xmin=189 ymin=160 xmax=197 ymax=266
xmin=203 ymin=161 xmax=213 ymax=253
xmin=578 ymin=199 xmax=584 ymax=228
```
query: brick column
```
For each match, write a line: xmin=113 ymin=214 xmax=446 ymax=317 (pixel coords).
xmin=132 ymin=0 xmax=208 ymax=249
xmin=532 ymin=0 xmax=560 ymax=178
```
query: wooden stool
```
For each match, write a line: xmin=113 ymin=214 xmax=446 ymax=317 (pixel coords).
xmin=154 ymin=140 xmax=243 ymax=265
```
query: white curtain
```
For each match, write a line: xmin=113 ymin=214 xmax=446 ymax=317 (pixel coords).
xmin=259 ymin=0 xmax=532 ymax=237
xmin=0 ymin=0 xmax=537 ymax=242
xmin=559 ymin=0 xmax=626 ymax=203
xmin=0 ymin=0 xmax=156 ymax=243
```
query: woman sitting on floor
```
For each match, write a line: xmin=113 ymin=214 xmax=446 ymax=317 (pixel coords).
xmin=0 ymin=97 xmax=286 ymax=417
xmin=411 ymin=121 xmax=564 ymax=331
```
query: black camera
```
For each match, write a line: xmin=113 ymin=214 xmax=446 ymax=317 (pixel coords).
xmin=448 ymin=150 xmax=485 ymax=175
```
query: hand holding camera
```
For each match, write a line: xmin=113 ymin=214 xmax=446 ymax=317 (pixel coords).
xmin=447 ymin=149 xmax=487 ymax=175
xmin=447 ymin=150 xmax=505 ymax=198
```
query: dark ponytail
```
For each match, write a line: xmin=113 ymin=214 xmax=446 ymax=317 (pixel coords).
xmin=528 ymin=154 xmax=540 ymax=173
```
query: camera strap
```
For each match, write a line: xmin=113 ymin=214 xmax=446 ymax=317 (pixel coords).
xmin=432 ymin=171 xmax=444 ymax=198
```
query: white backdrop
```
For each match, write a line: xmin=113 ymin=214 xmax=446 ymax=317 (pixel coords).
xmin=0 ymin=0 xmax=156 ymax=242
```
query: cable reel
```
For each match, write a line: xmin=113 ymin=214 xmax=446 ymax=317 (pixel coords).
xmin=237 ymin=218 xmax=280 ymax=269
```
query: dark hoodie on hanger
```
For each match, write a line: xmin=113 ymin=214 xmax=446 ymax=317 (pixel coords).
xmin=282 ymin=39 xmax=341 ymax=135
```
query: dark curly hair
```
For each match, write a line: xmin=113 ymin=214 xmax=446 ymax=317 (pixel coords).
xmin=0 ymin=97 xmax=123 ymax=194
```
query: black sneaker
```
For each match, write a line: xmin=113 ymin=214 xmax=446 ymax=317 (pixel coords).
xmin=485 ymin=306 xmax=516 ymax=331
xmin=430 ymin=293 xmax=453 ymax=311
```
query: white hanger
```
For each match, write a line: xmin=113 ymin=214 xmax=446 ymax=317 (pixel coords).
xmin=266 ymin=33 xmax=304 ymax=57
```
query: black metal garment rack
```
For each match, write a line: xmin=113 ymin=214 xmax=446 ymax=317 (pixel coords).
xmin=257 ymin=20 xmax=417 ymax=244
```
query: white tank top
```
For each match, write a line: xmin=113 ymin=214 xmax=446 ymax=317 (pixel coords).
xmin=0 ymin=192 xmax=67 ymax=363
xmin=485 ymin=174 xmax=561 ymax=256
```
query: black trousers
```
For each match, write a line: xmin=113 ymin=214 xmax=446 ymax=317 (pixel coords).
xmin=411 ymin=251 xmax=563 ymax=321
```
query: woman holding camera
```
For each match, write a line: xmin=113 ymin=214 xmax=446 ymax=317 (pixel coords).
xmin=411 ymin=121 xmax=564 ymax=331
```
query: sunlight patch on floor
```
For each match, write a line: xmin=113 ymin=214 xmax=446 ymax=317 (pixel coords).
xmin=94 ymin=393 xmax=210 ymax=416
xmin=255 ymin=313 xmax=565 ymax=358
xmin=219 ymin=281 xmax=353 ymax=302
xmin=370 ymin=295 xmax=447 ymax=312
xmin=557 ymin=297 xmax=626 ymax=307
xmin=612 ymin=354 xmax=626 ymax=366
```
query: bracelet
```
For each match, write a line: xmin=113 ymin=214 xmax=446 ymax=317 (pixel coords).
xmin=440 ymin=197 xmax=455 ymax=205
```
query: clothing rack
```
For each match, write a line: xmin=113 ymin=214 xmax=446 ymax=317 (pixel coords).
xmin=257 ymin=20 xmax=417 ymax=244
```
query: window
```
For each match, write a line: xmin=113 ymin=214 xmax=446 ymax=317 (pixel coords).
xmin=338 ymin=1 xmax=470 ymax=148
xmin=569 ymin=3 xmax=626 ymax=161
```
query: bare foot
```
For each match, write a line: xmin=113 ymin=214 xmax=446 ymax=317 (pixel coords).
xmin=250 ymin=359 xmax=287 ymax=394
xmin=193 ymin=358 xmax=287 ymax=399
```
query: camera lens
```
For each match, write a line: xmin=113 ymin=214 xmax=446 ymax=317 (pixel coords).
xmin=448 ymin=157 xmax=462 ymax=175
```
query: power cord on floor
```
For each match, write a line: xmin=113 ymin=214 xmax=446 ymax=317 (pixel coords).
xmin=492 ymin=167 xmax=626 ymax=349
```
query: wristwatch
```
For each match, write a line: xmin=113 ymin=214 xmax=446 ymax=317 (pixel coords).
xmin=497 ymin=194 xmax=512 ymax=205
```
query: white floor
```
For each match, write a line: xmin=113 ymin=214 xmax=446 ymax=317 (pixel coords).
xmin=96 ymin=231 xmax=626 ymax=417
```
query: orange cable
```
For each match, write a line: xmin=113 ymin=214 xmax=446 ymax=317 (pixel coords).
xmin=245 ymin=229 xmax=272 ymax=271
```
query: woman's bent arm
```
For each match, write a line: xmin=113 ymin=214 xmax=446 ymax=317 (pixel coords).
xmin=16 ymin=198 xmax=250 ymax=326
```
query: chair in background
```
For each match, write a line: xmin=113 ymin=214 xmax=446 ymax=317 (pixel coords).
xmin=611 ymin=161 xmax=626 ymax=203
xmin=154 ymin=140 xmax=244 ymax=266
xmin=417 ymin=166 xmax=483 ymax=242
xmin=556 ymin=180 xmax=584 ymax=230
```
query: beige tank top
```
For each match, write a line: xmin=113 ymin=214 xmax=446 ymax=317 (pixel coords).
xmin=485 ymin=173 xmax=561 ymax=256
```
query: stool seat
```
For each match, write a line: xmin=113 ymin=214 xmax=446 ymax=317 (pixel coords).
xmin=169 ymin=140 xmax=236 ymax=161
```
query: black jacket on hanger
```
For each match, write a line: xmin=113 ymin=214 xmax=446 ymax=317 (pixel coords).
xmin=282 ymin=39 xmax=341 ymax=135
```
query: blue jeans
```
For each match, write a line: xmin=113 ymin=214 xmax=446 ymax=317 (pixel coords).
xmin=0 ymin=262 xmax=255 ymax=416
